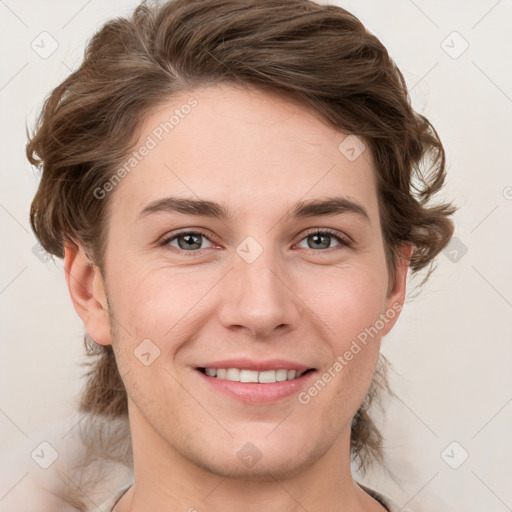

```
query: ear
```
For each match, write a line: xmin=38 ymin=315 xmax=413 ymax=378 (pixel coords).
xmin=381 ymin=243 xmax=414 ymax=337
xmin=64 ymin=241 xmax=112 ymax=346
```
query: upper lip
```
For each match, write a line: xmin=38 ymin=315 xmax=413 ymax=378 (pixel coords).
xmin=196 ymin=358 xmax=313 ymax=372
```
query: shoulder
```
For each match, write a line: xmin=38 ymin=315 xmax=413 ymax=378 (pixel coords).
xmin=356 ymin=481 xmax=407 ymax=512
xmin=98 ymin=485 xmax=132 ymax=512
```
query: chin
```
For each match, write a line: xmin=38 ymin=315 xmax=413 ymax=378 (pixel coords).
xmin=188 ymin=436 xmax=319 ymax=481
xmin=203 ymin=454 xmax=313 ymax=481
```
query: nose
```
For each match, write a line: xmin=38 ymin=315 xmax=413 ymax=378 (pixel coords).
xmin=217 ymin=243 xmax=302 ymax=338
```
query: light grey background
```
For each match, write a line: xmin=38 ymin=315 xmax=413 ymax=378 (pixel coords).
xmin=1 ymin=1 xmax=511 ymax=511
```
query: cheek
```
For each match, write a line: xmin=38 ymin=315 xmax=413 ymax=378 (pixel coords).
xmin=305 ymin=279 xmax=385 ymax=428
xmin=107 ymin=264 xmax=215 ymax=351
xmin=308 ymin=261 xmax=389 ymax=343
xmin=302 ymin=260 xmax=388 ymax=401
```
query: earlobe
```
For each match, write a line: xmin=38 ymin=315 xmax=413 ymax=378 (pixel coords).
xmin=64 ymin=241 xmax=112 ymax=346
xmin=382 ymin=243 xmax=414 ymax=336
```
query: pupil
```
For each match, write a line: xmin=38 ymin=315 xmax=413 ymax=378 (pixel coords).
xmin=180 ymin=234 xmax=201 ymax=250
xmin=310 ymin=233 xmax=329 ymax=249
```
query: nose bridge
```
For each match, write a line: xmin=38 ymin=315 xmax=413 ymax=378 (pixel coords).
xmin=219 ymin=235 xmax=300 ymax=337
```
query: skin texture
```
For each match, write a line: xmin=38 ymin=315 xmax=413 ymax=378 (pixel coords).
xmin=65 ymin=83 xmax=413 ymax=512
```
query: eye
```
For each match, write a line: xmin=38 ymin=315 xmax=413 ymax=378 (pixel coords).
xmin=160 ymin=230 xmax=215 ymax=252
xmin=296 ymin=229 xmax=350 ymax=251
xmin=159 ymin=228 xmax=351 ymax=255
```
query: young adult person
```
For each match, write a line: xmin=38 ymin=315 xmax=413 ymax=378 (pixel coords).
xmin=24 ymin=0 xmax=455 ymax=510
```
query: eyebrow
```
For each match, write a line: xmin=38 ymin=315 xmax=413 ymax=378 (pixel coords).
xmin=137 ymin=196 xmax=371 ymax=224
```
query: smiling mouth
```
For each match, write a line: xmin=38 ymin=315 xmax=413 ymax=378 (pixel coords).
xmin=197 ymin=367 xmax=315 ymax=383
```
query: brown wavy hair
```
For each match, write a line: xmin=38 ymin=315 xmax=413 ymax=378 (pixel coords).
xmin=26 ymin=0 xmax=455 ymax=507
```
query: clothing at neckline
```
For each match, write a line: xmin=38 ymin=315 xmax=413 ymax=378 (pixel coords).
xmin=98 ymin=481 xmax=407 ymax=512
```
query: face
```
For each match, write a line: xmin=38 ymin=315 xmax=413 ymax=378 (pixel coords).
xmin=67 ymin=83 xmax=410 ymax=480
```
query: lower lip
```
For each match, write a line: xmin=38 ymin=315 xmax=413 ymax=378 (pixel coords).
xmin=196 ymin=369 xmax=316 ymax=404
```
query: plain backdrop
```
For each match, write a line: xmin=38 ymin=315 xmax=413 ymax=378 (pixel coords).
xmin=1 ymin=1 xmax=511 ymax=511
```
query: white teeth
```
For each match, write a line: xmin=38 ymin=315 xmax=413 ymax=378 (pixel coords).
xmin=240 ymin=369 xmax=259 ymax=383
xmin=202 ymin=367 xmax=307 ymax=383
xmin=275 ymin=369 xmax=288 ymax=381
xmin=226 ymin=368 xmax=240 ymax=381
xmin=258 ymin=370 xmax=277 ymax=383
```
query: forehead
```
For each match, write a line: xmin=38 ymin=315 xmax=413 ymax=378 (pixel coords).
xmin=111 ymin=83 xmax=379 ymax=223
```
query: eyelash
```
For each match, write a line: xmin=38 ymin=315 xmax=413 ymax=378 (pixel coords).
xmin=158 ymin=228 xmax=352 ymax=255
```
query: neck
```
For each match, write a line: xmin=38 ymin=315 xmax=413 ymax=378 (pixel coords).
xmin=115 ymin=410 xmax=385 ymax=512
